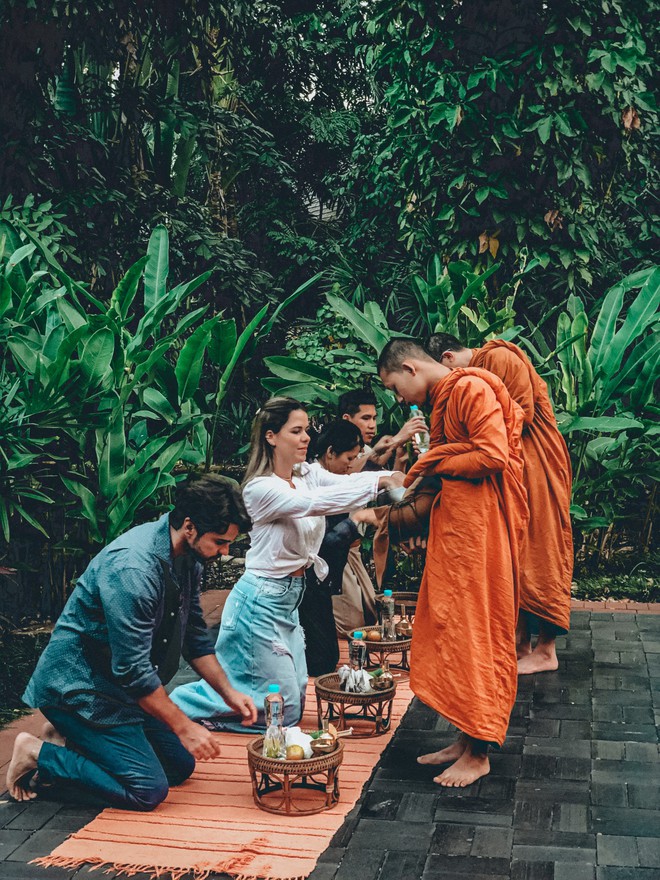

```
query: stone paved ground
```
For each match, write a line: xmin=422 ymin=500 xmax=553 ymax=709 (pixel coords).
xmin=1 ymin=610 xmax=659 ymax=880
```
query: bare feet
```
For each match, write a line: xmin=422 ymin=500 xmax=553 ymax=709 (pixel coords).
xmin=42 ymin=721 xmax=66 ymax=747
xmin=6 ymin=732 xmax=43 ymax=802
xmin=516 ymin=641 xmax=532 ymax=659
xmin=518 ymin=648 xmax=559 ymax=675
xmin=417 ymin=734 xmax=467 ymax=765
xmin=434 ymin=749 xmax=490 ymax=787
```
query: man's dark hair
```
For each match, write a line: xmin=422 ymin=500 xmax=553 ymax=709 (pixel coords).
xmin=169 ymin=473 xmax=251 ymax=535
xmin=338 ymin=389 xmax=377 ymax=417
xmin=377 ymin=338 xmax=433 ymax=374
xmin=425 ymin=333 xmax=466 ymax=361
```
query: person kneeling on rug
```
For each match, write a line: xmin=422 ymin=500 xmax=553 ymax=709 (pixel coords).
xmin=6 ymin=474 xmax=257 ymax=810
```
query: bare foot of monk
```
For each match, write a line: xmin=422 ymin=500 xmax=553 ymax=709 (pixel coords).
xmin=418 ymin=733 xmax=467 ymax=765
xmin=6 ymin=732 xmax=43 ymax=802
xmin=434 ymin=747 xmax=490 ymax=787
xmin=518 ymin=646 xmax=559 ymax=674
xmin=42 ymin=721 xmax=66 ymax=747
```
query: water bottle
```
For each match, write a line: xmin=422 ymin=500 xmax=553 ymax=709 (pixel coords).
xmin=349 ymin=631 xmax=367 ymax=671
xmin=409 ymin=405 xmax=430 ymax=454
xmin=381 ymin=590 xmax=396 ymax=640
xmin=263 ymin=684 xmax=286 ymax=759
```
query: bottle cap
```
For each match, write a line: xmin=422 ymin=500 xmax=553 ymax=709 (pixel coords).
xmin=268 ymin=684 xmax=281 ymax=693
xmin=410 ymin=404 xmax=419 ymax=412
xmin=383 ymin=589 xmax=393 ymax=596
xmin=353 ymin=631 xmax=364 ymax=639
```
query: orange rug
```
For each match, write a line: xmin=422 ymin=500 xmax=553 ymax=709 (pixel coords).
xmin=35 ymin=671 xmax=413 ymax=880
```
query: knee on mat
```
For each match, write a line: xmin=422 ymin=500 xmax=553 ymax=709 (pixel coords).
xmin=130 ymin=779 xmax=170 ymax=812
xmin=168 ymin=750 xmax=196 ymax=787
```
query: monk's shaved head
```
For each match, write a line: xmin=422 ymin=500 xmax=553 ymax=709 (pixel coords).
xmin=377 ymin=338 xmax=435 ymax=374
xmin=426 ymin=333 xmax=468 ymax=361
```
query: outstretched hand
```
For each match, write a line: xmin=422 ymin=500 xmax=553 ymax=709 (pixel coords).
xmin=224 ymin=688 xmax=258 ymax=726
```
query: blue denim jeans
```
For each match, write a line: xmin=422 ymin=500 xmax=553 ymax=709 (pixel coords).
xmin=37 ymin=707 xmax=195 ymax=811
xmin=170 ymin=572 xmax=307 ymax=731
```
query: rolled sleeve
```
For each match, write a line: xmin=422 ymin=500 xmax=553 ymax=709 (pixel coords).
xmin=98 ymin=563 xmax=163 ymax=699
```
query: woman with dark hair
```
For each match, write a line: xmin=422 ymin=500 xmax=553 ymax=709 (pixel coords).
xmin=170 ymin=398 xmax=403 ymax=730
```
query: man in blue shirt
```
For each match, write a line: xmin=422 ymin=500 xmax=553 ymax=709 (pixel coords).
xmin=6 ymin=474 xmax=257 ymax=810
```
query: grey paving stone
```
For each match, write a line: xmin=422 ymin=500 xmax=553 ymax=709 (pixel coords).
xmin=470 ymin=827 xmax=513 ymax=859
xmin=531 ymin=704 xmax=592 ymax=720
xmin=513 ymin=801 xmax=554 ymax=830
xmin=527 ymin=719 xmax=561 ymax=737
xmin=621 ymin=707 xmax=656 ymax=725
xmin=349 ymin=818 xmax=435 ymax=852
xmin=592 ymin=741 xmax=625 ymax=760
xmin=553 ymin=802 xmax=588 ymax=833
xmin=514 ymin=830 xmax=596 ymax=850
xmin=433 ymin=809 xmax=512 ymax=828
xmin=592 ymin=761 xmax=659 ymax=783
xmin=423 ymin=854 xmax=509 ymax=877
xmin=0 ymin=863 xmax=76 ymax=879
xmin=524 ymin=737 xmax=591 ymax=758
xmin=516 ymin=779 xmax=590 ymax=804
xmin=4 ymin=801 xmax=62 ymax=830
xmin=591 ymin=807 xmax=660 ymax=838
xmin=430 ymin=822 xmax=474 ymax=855
xmin=333 ymin=846 xmax=385 ymax=880
xmin=592 ymin=723 xmax=657 ymax=742
xmin=360 ymin=790 xmax=402 ymax=820
xmin=636 ymin=837 xmax=660 ymax=868
xmin=0 ymin=830 xmax=31 ymax=861
xmin=591 ymin=782 xmax=627 ymax=807
xmin=626 ymin=785 xmax=660 ymax=811
xmin=624 ymin=743 xmax=659 ymax=763
xmin=397 ymin=792 xmax=436 ymax=823
xmin=5 ymin=829 xmax=72 ymax=861
xmin=509 ymin=861 xmax=554 ymax=880
xmin=380 ymin=850 xmax=427 ymax=880
xmin=597 ymin=835 xmax=641 ymax=866
xmin=307 ymin=864 xmax=339 ymax=880
xmin=595 ymin=869 xmax=660 ymax=879
xmin=553 ymin=864 xmax=595 ymax=880
xmin=560 ymin=720 xmax=592 ymax=739
xmin=513 ymin=844 xmax=596 ymax=863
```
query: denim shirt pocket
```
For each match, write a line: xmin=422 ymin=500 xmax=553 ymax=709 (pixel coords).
xmin=222 ymin=588 xmax=249 ymax=631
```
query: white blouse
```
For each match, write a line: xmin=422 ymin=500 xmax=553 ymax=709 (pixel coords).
xmin=242 ymin=462 xmax=385 ymax=580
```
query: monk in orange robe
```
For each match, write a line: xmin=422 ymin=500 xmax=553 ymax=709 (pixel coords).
xmin=377 ymin=339 xmax=528 ymax=787
xmin=427 ymin=334 xmax=573 ymax=674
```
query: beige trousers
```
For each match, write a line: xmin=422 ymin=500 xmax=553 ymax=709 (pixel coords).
xmin=332 ymin=545 xmax=377 ymax=639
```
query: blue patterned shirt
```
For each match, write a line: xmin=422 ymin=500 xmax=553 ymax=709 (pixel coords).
xmin=24 ymin=514 xmax=215 ymax=726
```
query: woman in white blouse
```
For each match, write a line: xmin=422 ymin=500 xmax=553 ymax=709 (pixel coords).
xmin=170 ymin=397 xmax=403 ymax=730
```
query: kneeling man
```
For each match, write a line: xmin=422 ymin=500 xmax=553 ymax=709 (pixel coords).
xmin=7 ymin=474 xmax=257 ymax=809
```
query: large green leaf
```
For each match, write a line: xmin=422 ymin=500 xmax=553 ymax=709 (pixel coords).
xmin=143 ymin=225 xmax=169 ymax=311
xmin=326 ymin=293 xmax=391 ymax=354
xmin=81 ymin=327 xmax=115 ymax=388
xmin=560 ymin=415 xmax=645 ymax=434
xmin=208 ymin=318 xmax=237 ymax=369
xmin=61 ymin=477 xmax=101 ymax=542
xmin=604 ymin=268 xmax=660 ymax=379
xmin=264 ymin=356 xmax=334 ymax=384
xmin=215 ymin=304 xmax=268 ymax=408
xmin=143 ymin=387 xmax=177 ymax=423
xmin=261 ymin=378 xmax=337 ymax=403
xmin=175 ymin=317 xmax=219 ymax=403
xmin=0 ymin=275 xmax=12 ymax=317
xmin=97 ymin=403 xmax=126 ymax=499
xmin=110 ymin=256 xmax=148 ymax=321
xmin=588 ymin=280 xmax=625 ymax=377
xmin=600 ymin=332 xmax=660 ymax=410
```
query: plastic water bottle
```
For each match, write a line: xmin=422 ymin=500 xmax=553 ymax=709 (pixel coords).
xmin=263 ymin=684 xmax=286 ymax=759
xmin=349 ymin=631 xmax=367 ymax=671
xmin=381 ymin=590 xmax=396 ymax=640
xmin=409 ymin=405 xmax=430 ymax=454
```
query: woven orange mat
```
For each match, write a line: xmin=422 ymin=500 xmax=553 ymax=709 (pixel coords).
xmin=35 ymin=670 xmax=413 ymax=880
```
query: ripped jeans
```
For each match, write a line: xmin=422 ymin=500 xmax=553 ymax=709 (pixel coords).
xmin=169 ymin=572 xmax=307 ymax=732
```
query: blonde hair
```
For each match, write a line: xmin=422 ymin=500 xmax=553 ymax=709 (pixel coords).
xmin=243 ymin=397 xmax=307 ymax=485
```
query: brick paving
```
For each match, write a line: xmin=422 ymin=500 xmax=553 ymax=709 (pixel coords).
xmin=1 ymin=609 xmax=659 ymax=880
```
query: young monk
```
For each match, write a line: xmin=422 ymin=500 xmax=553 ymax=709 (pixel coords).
xmin=378 ymin=339 xmax=528 ymax=786
xmin=427 ymin=333 xmax=573 ymax=674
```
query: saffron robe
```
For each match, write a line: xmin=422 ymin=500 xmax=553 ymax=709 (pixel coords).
xmin=403 ymin=369 xmax=528 ymax=745
xmin=471 ymin=341 xmax=573 ymax=634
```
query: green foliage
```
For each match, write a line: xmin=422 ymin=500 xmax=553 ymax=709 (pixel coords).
xmin=339 ymin=0 xmax=658 ymax=314
xmin=0 ymin=223 xmax=310 ymax=546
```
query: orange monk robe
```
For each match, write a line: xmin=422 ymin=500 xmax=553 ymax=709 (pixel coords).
xmin=471 ymin=340 xmax=573 ymax=634
xmin=403 ymin=368 xmax=529 ymax=746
